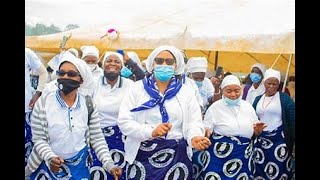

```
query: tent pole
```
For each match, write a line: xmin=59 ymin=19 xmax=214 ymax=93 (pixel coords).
xmin=214 ymin=51 xmax=219 ymax=70
xmin=282 ymin=54 xmax=293 ymax=92
xmin=271 ymin=53 xmax=282 ymax=68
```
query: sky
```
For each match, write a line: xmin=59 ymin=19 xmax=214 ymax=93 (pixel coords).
xmin=25 ymin=0 xmax=188 ymax=28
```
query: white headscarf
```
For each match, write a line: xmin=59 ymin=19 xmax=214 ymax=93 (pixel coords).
xmin=127 ymin=51 xmax=143 ymax=69
xmin=67 ymin=48 xmax=79 ymax=58
xmin=251 ymin=63 xmax=267 ymax=75
xmin=58 ymin=51 xmax=95 ymax=96
xmin=80 ymin=45 xmax=99 ymax=59
xmin=102 ymin=52 xmax=124 ymax=69
xmin=263 ymin=68 xmax=281 ymax=82
xmin=221 ymin=75 xmax=241 ymax=89
xmin=186 ymin=57 xmax=208 ymax=73
xmin=146 ymin=45 xmax=185 ymax=75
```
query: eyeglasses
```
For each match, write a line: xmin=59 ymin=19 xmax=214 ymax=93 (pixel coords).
xmin=154 ymin=58 xmax=175 ymax=65
xmin=56 ymin=70 xmax=80 ymax=77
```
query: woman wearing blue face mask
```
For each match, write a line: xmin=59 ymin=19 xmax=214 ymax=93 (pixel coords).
xmin=193 ymin=75 xmax=266 ymax=179
xmin=117 ymin=45 xmax=211 ymax=180
xmin=244 ymin=63 xmax=267 ymax=105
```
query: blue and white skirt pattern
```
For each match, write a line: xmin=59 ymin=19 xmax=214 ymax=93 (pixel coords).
xmin=25 ymin=112 xmax=33 ymax=166
xmin=30 ymin=146 xmax=90 ymax=180
xmin=89 ymin=125 xmax=126 ymax=180
xmin=253 ymin=126 xmax=293 ymax=180
xmin=126 ymin=138 xmax=192 ymax=180
xmin=193 ymin=133 xmax=253 ymax=180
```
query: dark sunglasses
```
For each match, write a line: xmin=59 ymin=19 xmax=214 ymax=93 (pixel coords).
xmin=56 ymin=70 xmax=80 ymax=77
xmin=154 ymin=58 xmax=176 ymax=65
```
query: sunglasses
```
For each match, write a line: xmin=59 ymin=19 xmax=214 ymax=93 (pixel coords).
xmin=56 ymin=70 xmax=80 ymax=77
xmin=154 ymin=58 xmax=176 ymax=65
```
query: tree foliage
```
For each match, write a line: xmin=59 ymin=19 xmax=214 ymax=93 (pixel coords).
xmin=25 ymin=22 xmax=80 ymax=36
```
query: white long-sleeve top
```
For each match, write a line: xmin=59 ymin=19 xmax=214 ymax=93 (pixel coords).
xmin=29 ymin=90 xmax=116 ymax=172
xmin=93 ymin=76 xmax=133 ymax=128
xmin=198 ymin=77 xmax=215 ymax=108
xmin=25 ymin=48 xmax=44 ymax=112
xmin=117 ymin=80 xmax=205 ymax=164
xmin=91 ymin=65 xmax=103 ymax=85
xmin=245 ymin=83 xmax=265 ymax=105
xmin=184 ymin=77 xmax=204 ymax=108
xmin=204 ymin=99 xmax=259 ymax=139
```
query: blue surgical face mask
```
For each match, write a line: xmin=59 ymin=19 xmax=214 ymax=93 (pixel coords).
xmin=223 ymin=95 xmax=241 ymax=106
xmin=194 ymin=80 xmax=203 ymax=88
xmin=250 ymin=73 xmax=262 ymax=83
xmin=154 ymin=65 xmax=174 ymax=82
xmin=120 ymin=66 xmax=133 ymax=78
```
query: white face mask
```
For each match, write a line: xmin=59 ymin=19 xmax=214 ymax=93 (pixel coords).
xmin=88 ymin=64 xmax=97 ymax=71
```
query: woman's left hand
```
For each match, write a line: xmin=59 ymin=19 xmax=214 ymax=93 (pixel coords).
xmin=191 ymin=136 xmax=212 ymax=150
xmin=254 ymin=122 xmax=267 ymax=136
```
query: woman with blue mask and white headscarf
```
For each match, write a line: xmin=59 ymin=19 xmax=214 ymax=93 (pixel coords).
xmin=194 ymin=75 xmax=266 ymax=179
xmin=243 ymin=63 xmax=267 ymax=105
xmin=117 ymin=45 xmax=211 ymax=180
xmin=88 ymin=51 xmax=133 ymax=180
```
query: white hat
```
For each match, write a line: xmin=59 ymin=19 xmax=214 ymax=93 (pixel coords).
xmin=186 ymin=57 xmax=208 ymax=73
xmin=263 ymin=68 xmax=281 ymax=82
xmin=146 ymin=45 xmax=185 ymax=75
xmin=221 ymin=75 xmax=241 ymax=89
xmin=67 ymin=48 xmax=79 ymax=58
xmin=80 ymin=45 xmax=99 ymax=59
xmin=251 ymin=63 xmax=267 ymax=75
xmin=102 ymin=52 xmax=124 ymax=69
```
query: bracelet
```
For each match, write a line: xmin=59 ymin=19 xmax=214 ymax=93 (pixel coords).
xmin=214 ymin=89 xmax=220 ymax=95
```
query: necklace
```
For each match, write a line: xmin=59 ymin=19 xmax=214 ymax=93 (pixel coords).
xmin=262 ymin=94 xmax=275 ymax=109
xmin=260 ymin=94 xmax=275 ymax=117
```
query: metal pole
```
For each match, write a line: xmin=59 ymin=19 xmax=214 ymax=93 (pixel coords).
xmin=214 ymin=51 xmax=219 ymax=70
xmin=282 ymin=54 xmax=293 ymax=92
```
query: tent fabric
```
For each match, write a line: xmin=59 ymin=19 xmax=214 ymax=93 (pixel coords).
xmin=25 ymin=0 xmax=294 ymax=75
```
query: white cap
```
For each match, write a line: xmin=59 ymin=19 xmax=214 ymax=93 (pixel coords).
xmin=263 ymin=68 xmax=281 ymax=82
xmin=80 ymin=45 xmax=99 ymax=59
xmin=186 ymin=57 xmax=208 ymax=73
xmin=221 ymin=75 xmax=241 ymax=89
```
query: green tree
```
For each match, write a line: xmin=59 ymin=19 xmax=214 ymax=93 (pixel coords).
xmin=64 ymin=24 xmax=79 ymax=31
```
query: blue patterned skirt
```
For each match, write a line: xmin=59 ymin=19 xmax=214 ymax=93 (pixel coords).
xmin=126 ymin=138 xmax=192 ymax=180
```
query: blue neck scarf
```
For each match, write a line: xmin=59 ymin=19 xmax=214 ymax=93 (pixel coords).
xmin=130 ymin=74 xmax=182 ymax=123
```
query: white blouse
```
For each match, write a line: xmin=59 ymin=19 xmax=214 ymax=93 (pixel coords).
xmin=93 ymin=76 xmax=133 ymax=128
xmin=204 ymin=99 xmax=259 ymax=139
xmin=256 ymin=92 xmax=282 ymax=131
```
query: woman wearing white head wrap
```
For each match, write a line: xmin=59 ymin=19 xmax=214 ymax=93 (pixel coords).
xmin=186 ymin=57 xmax=216 ymax=115
xmin=80 ymin=45 xmax=103 ymax=84
xmin=252 ymin=68 xmax=295 ymax=179
xmin=41 ymin=52 xmax=96 ymax=97
xmin=244 ymin=63 xmax=268 ymax=104
xmin=88 ymin=51 xmax=133 ymax=179
xmin=195 ymin=75 xmax=266 ymax=179
xmin=27 ymin=52 xmax=122 ymax=179
xmin=117 ymin=45 xmax=211 ymax=179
